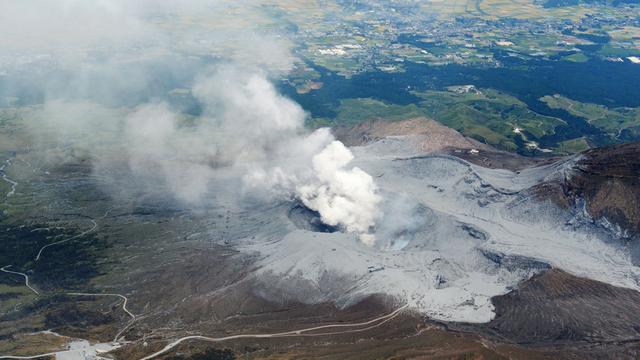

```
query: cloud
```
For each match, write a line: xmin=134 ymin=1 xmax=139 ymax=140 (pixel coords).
xmin=123 ymin=102 xmax=217 ymax=204
xmin=4 ymin=1 xmax=383 ymax=244
xmin=296 ymin=141 xmax=382 ymax=244
xmin=198 ymin=69 xmax=382 ymax=243
xmin=0 ymin=0 xmax=297 ymax=107
xmin=0 ymin=0 xmax=150 ymax=54
xmin=192 ymin=66 xmax=306 ymax=163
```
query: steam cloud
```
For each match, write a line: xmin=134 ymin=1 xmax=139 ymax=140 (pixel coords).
xmin=2 ymin=1 xmax=382 ymax=244
xmin=139 ymin=70 xmax=383 ymax=242
xmin=213 ymin=71 xmax=382 ymax=242
xmin=297 ymin=141 xmax=381 ymax=245
xmin=26 ymin=70 xmax=383 ymax=243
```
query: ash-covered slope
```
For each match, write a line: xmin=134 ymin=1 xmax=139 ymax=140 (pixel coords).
xmin=333 ymin=117 xmax=554 ymax=170
xmin=559 ymin=142 xmax=640 ymax=239
xmin=332 ymin=117 xmax=490 ymax=152
xmin=484 ymin=268 xmax=640 ymax=344
xmin=243 ymin=125 xmax=640 ymax=324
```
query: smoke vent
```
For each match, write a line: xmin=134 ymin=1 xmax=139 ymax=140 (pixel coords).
xmin=288 ymin=202 xmax=338 ymax=233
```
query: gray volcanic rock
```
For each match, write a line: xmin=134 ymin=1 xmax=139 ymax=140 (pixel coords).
xmin=570 ymin=143 xmax=640 ymax=237
xmin=332 ymin=117 xmax=491 ymax=152
xmin=530 ymin=142 xmax=640 ymax=240
xmin=332 ymin=116 xmax=557 ymax=171
xmin=484 ymin=268 xmax=640 ymax=344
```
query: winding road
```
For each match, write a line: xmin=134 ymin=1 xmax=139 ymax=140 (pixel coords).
xmin=0 ymin=303 xmax=408 ymax=360
xmin=139 ymin=304 xmax=409 ymax=360
xmin=0 ymin=212 xmax=139 ymax=358
xmin=66 ymin=292 xmax=137 ymax=342
xmin=0 ymin=282 xmax=137 ymax=358
xmin=0 ymin=351 xmax=59 ymax=359
xmin=0 ymin=266 xmax=38 ymax=295
xmin=0 ymin=159 xmax=18 ymax=198
xmin=0 ymin=157 xmax=140 ymax=358
xmin=34 ymin=219 xmax=97 ymax=261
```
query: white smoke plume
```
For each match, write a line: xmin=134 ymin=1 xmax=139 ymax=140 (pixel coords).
xmin=296 ymin=141 xmax=381 ymax=245
xmin=24 ymin=67 xmax=383 ymax=244
xmin=3 ymin=0 xmax=383 ymax=244
xmin=131 ymin=70 xmax=383 ymax=243
xmin=210 ymin=71 xmax=382 ymax=243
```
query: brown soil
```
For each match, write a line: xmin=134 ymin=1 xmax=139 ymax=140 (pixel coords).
xmin=569 ymin=142 xmax=640 ymax=236
xmin=332 ymin=117 xmax=490 ymax=152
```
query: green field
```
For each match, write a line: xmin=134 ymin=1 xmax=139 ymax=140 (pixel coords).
xmin=541 ymin=94 xmax=640 ymax=138
xmin=557 ymin=137 xmax=591 ymax=153
xmin=310 ymin=88 xmax=570 ymax=153
xmin=561 ymin=52 xmax=589 ymax=63
xmin=415 ymin=88 xmax=565 ymax=151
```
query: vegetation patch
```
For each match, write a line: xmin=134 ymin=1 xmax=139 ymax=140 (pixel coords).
xmin=415 ymin=88 xmax=565 ymax=152
xmin=541 ymin=94 xmax=640 ymax=139
xmin=0 ymin=223 xmax=108 ymax=291
xmin=557 ymin=137 xmax=591 ymax=153
xmin=168 ymin=348 xmax=236 ymax=360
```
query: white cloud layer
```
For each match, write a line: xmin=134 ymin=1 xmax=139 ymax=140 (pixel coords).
xmin=4 ymin=1 xmax=383 ymax=243
xmin=25 ymin=67 xmax=382 ymax=243
xmin=297 ymin=141 xmax=382 ymax=244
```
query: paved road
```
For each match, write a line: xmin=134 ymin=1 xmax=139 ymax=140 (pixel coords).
xmin=0 ymin=351 xmax=58 ymax=359
xmin=139 ymin=304 xmax=408 ymax=360
xmin=35 ymin=219 xmax=97 ymax=261
xmin=0 ymin=265 xmax=39 ymax=295
xmin=66 ymin=292 xmax=137 ymax=342
xmin=0 ymin=304 xmax=408 ymax=360
xmin=0 ymin=158 xmax=18 ymax=198
xmin=0 ymin=292 xmax=136 ymax=359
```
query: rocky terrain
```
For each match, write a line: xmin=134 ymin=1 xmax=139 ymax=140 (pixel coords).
xmin=567 ymin=143 xmax=640 ymax=238
xmin=2 ymin=116 xmax=640 ymax=359
xmin=486 ymin=269 xmax=640 ymax=345
xmin=332 ymin=117 xmax=491 ymax=152
xmin=333 ymin=117 xmax=556 ymax=171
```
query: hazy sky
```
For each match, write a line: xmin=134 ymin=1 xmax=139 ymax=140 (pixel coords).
xmin=2 ymin=0 xmax=383 ymax=243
